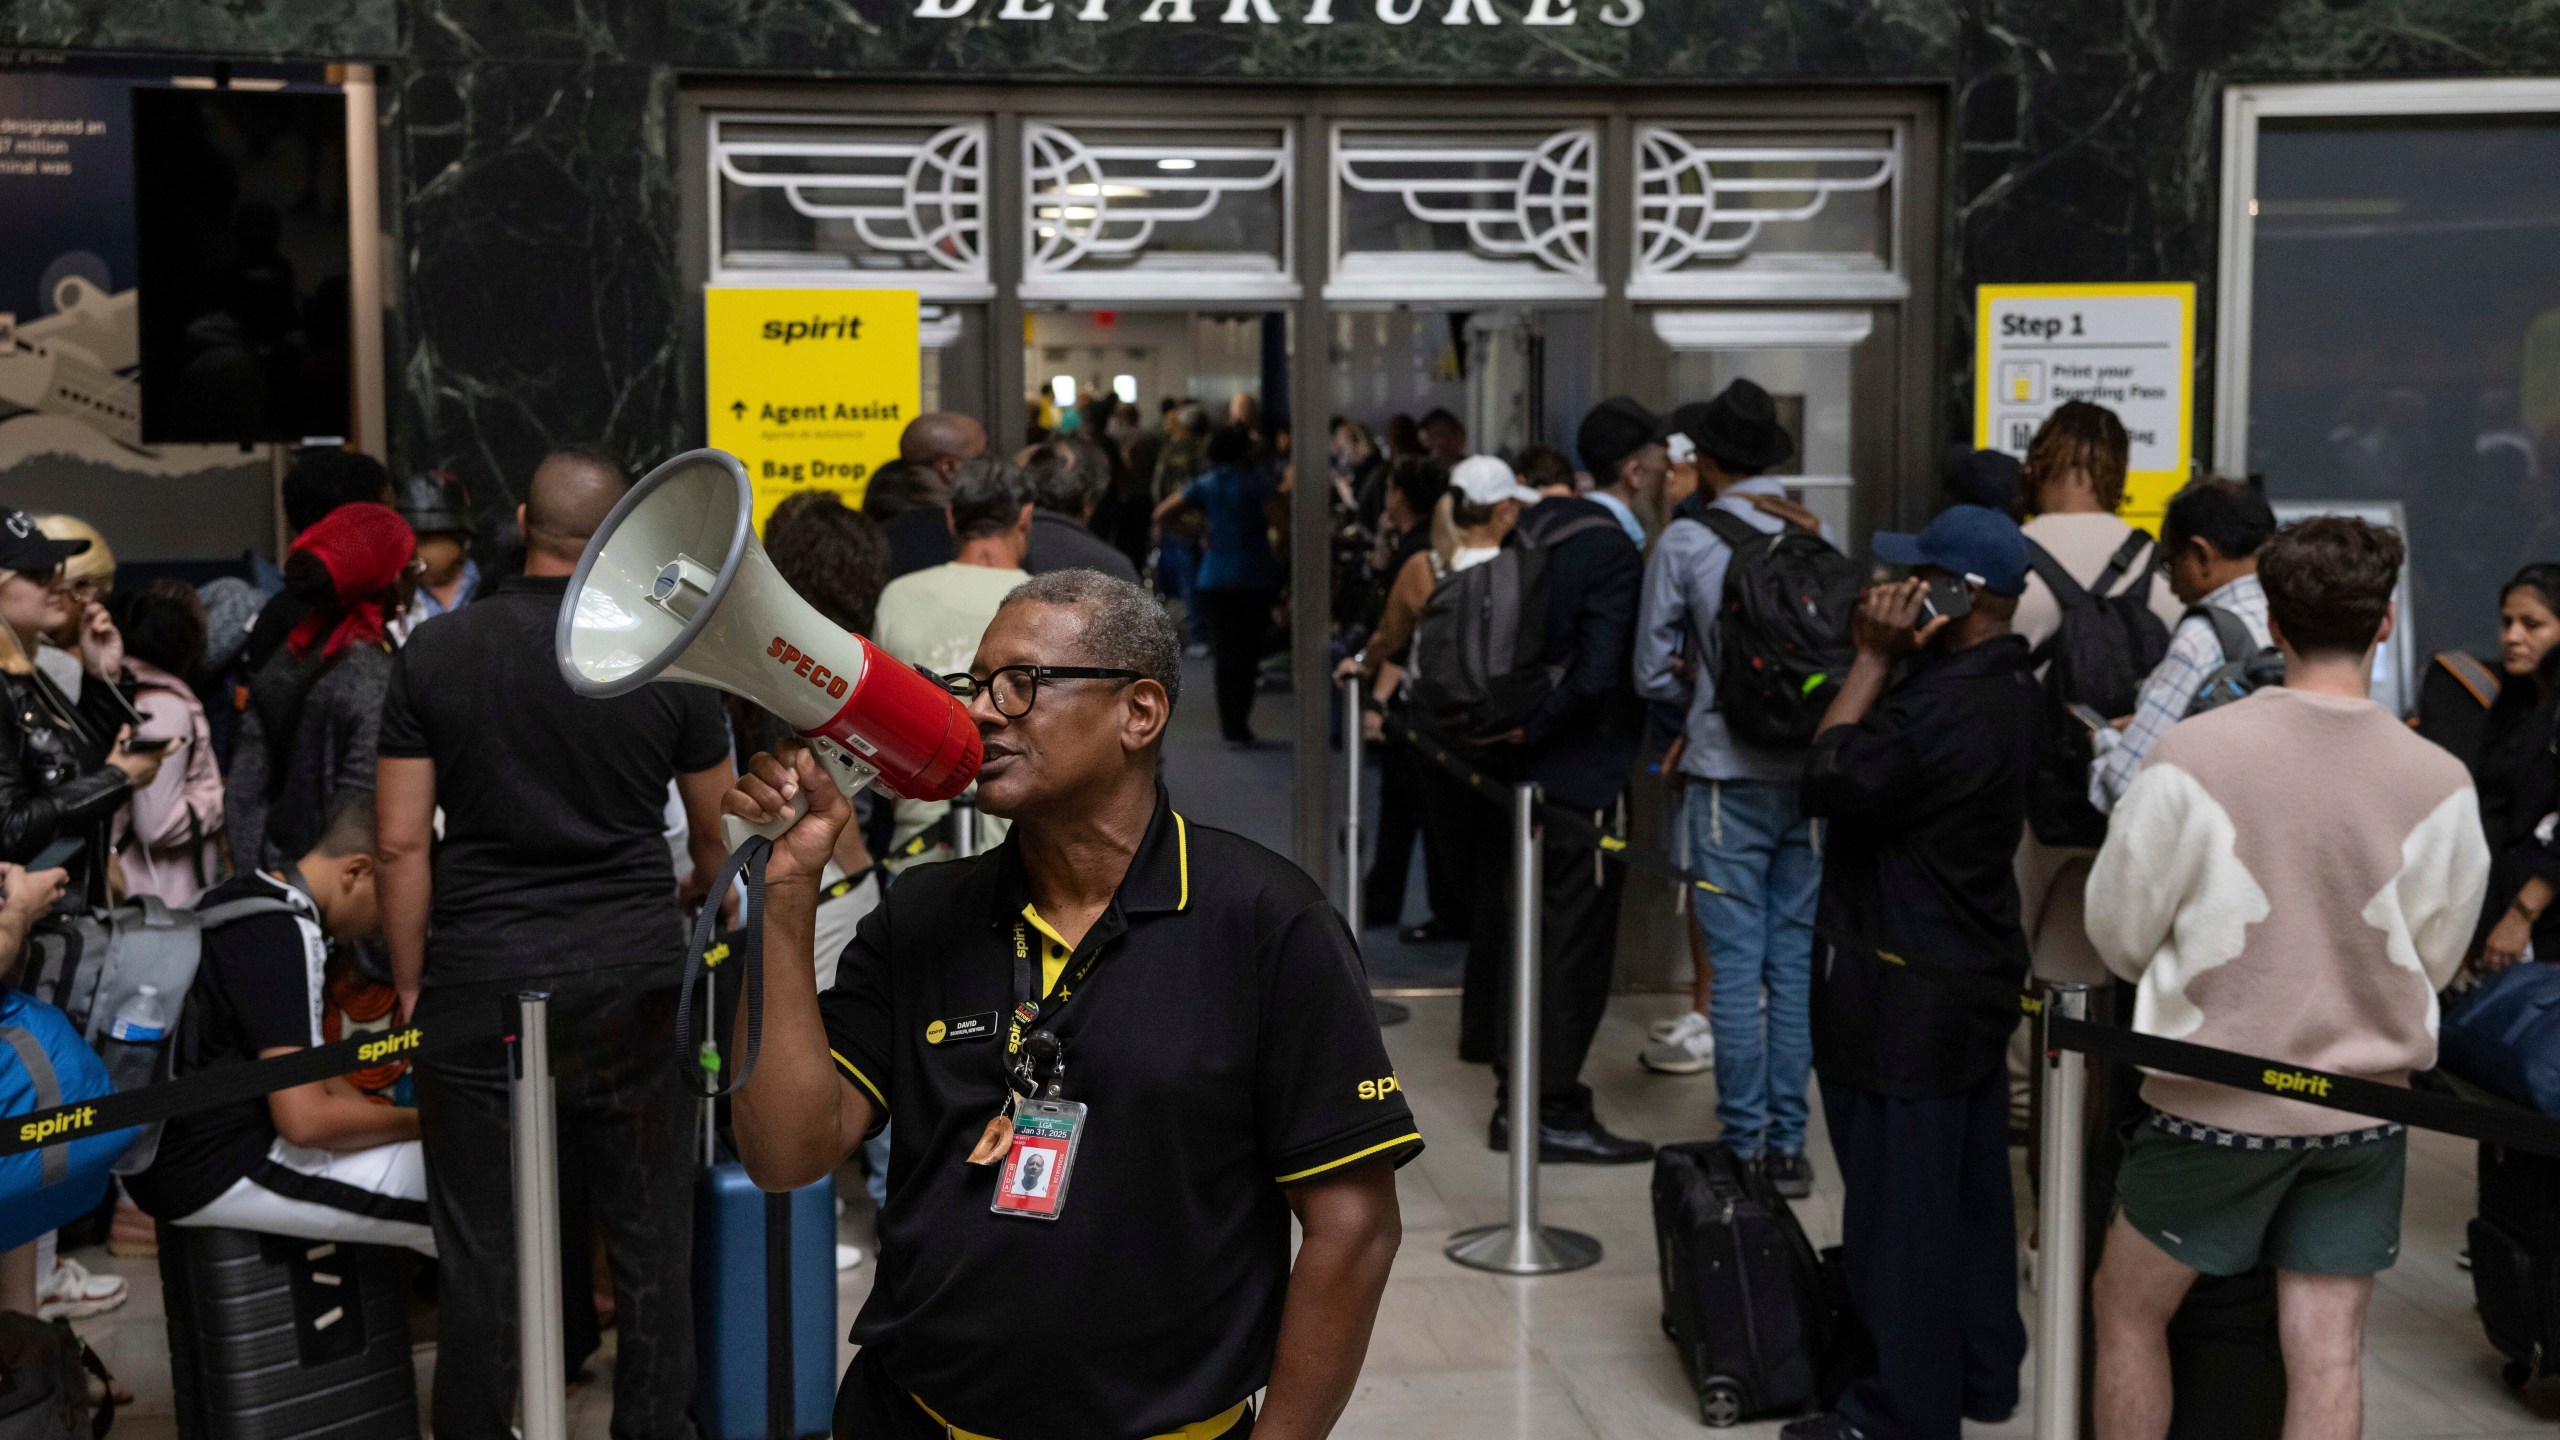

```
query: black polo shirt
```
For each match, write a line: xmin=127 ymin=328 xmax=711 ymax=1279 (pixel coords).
xmin=819 ymin=786 xmax=1422 ymax=1439
xmin=1801 ymin=634 xmax=2038 ymax=1098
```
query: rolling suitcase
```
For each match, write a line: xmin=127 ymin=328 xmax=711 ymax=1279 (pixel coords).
xmin=2469 ymin=1137 xmax=2560 ymax=1390
xmin=156 ymin=1224 xmax=418 ymax=1440
xmin=694 ymin=1160 xmax=837 ymax=1439
xmin=1652 ymin=1141 xmax=1828 ymax=1427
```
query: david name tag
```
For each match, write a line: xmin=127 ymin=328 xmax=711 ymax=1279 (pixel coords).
xmin=925 ymin=1012 xmax=999 ymax=1045
xmin=990 ymin=1100 xmax=1086 ymax=1221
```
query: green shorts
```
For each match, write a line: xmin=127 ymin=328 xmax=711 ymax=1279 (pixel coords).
xmin=2114 ymin=1113 xmax=2406 ymax=1277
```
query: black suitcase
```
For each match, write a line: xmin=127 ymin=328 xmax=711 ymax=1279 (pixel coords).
xmin=2470 ymin=1138 xmax=2560 ymax=1389
xmin=157 ymin=1224 xmax=419 ymax=1440
xmin=1652 ymin=1141 xmax=1829 ymax=1427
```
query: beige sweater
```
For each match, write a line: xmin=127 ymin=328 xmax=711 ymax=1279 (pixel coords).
xmin=2085 ymin=688 xmax=2489 ymax=1134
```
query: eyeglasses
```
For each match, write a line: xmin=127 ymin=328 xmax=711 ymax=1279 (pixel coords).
xmin=941 ymin=664 xmax=1143 ymax=718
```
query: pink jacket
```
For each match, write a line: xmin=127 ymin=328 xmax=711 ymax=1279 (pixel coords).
xmin=114 ymin=659 xmax=227 ymax=907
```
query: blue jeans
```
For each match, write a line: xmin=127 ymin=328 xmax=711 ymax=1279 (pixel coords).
xmin=1686 ymin=778 xmax=1819 ymax=1159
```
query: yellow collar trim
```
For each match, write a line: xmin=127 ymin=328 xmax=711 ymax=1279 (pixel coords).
xmin=1173 ymin=811 xmax=1189 ymax=911
xmin=1019 ymin=904 xmax=1073 ymax=955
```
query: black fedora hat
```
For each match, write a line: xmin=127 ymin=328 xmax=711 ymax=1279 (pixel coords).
xmin=1662 ymin=379 xmax=1795 ymax=475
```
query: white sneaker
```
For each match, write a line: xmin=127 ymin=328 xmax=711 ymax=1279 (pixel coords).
xmin=37 ymin=1255 xmax=129 ymax=1321
xmin=835 ymin=1243 xmax=866 ymax=1272
xmin=1640 ymin=1011 xmax=1715 ymax=1075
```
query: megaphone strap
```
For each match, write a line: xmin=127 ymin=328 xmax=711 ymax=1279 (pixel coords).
xmin=677 ymin=834 xmax=772 ymax=1098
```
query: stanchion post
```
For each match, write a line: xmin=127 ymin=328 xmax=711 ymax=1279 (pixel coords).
xmin=951 ymin=792 xmax=977 ymax=860
xmin=1446 ymin=782 xmax=1601 ymax=1275
xmin=2034 ymin=982 xmax=2092 ymax=1440
xmin=511 ymin=992 xmax=567 ymax=1440
xmin=1341 ymin=677 xmax=1363 ymax=935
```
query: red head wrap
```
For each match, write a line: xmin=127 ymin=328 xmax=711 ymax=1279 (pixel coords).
xmin=285 ymin=502 xmax=416 ymax=659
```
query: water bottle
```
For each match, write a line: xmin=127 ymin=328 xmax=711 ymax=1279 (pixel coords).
xmin=100 ymin=984 xmax=172 ymax=1094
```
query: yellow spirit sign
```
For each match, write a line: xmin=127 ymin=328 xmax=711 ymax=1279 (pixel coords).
xmin=1975 ymin=283 xmax=2194 ymax=531
xmin=704 ymin=288 xmax=920 ymax=525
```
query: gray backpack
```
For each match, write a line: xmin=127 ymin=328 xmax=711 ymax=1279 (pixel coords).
xmin=2184 ymin=605 xmax=2285 ymax=716
xmin=18 ymin=894 xmax=301 ymax=1174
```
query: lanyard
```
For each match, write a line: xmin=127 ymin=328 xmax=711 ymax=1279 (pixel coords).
xmin=1005 ymin=912 xmax=1109 ymax=1101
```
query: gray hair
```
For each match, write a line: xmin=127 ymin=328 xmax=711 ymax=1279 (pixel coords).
xmin=999 ymin=569 xmax=1182 ymax=711
xmin=949 ymin=456 xmax=1033 ymax=541
xmin=1023 ymin=439 xmax=1111 ymax=520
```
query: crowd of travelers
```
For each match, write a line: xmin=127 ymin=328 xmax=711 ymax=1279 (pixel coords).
xmin=0 ymin=375 xmax=2538 ymax=1440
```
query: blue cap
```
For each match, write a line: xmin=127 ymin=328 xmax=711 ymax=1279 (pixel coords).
xmin=1870 ymin=504 xmax=2029 ymax=597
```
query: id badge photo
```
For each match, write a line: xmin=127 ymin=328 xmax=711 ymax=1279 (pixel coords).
xmin=991 ymin=1099 xmax=1087 ymax=1221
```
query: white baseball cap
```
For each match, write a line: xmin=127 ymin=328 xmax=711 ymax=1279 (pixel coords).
xmin=1449 ymin=455 xmax=1542 ymax=507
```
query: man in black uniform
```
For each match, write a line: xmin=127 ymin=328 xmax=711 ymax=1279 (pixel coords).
xmin=377 ymin=449 xmax=736 ymax=1440
xmin=729 ymin=568 xmax=1418 ymax=1440
xmin=1789 ymin=505 xmax=2038 ymax=1440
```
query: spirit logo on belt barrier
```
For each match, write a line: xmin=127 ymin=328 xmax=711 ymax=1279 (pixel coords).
xmin=1 ymin=1005 xmax=510 ymax=1159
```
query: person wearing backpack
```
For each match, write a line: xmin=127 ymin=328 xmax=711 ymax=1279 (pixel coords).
xmin=1633 ymin=380 xmax=1850 ymax=1197
xmin=2089 ymin=477 xmax=2278 ymax=813
xmin=123 ymin=791 xmax=432 ymax=1253
xmin=1483 ymin=423 xmax=1655 ymax=1164
xmin=2005 ymin=404 xmax=2180 ymax=1125
xmin=1401 ymin=450 xmax=1651 ymax=1161
xmin=224 ymin=501 xmax=413 ymax=876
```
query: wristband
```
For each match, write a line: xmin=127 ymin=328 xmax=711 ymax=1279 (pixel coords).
xmin=2514 ymin=897 xmax=2544 ymax=923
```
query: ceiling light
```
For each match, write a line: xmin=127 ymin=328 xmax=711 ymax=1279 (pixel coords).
xmin=1157 ymin=158 xmax=1198 ymax=172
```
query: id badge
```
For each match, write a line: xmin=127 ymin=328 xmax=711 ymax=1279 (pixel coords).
xmin=990 ymin=1099 xmax=1086 ymax=1221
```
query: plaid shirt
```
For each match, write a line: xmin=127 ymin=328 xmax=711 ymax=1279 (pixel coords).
xmin=2089 ymin=573 xmax=2270 ymax=812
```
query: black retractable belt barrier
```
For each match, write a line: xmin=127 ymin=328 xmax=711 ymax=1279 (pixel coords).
xmin=1 ymin=1003 xmax=511 ymax=1159
xmin=1383 ymin=713 xmax=2560 ymax=1160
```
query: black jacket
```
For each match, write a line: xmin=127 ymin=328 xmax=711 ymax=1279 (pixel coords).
xmin=0 ymin=665 xmax=133 ymax=907
xmin=1514 ymin=496 xmax=1644 ymax=813
xmin=1802 ymin=634 xmax=2038 ymax=1097
xmin=2469 ymin=653 xmax=2560 ymax=954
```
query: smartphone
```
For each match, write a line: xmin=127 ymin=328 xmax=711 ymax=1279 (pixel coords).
xmin=120 ymin=734 xmax=176 ymax=755
xmin=1918 ymin=573 xmax=1973 ymax=626
xmin=26 ymin=837 xmax=83 ymax=872
xmin=2066 ymin=702 xmax=2111 ymax=734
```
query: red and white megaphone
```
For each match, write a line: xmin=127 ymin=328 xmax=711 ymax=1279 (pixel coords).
xmin=556 ymin=449 xmax=980 ymax=838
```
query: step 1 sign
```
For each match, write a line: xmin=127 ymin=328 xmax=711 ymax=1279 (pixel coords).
xmin=1974 ymin=283 xmax=2194 ymax=529
xmin=705 ymin=288 xmax=920 ymax=526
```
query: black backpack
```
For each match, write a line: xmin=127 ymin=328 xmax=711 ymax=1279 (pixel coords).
xmin=2184 ymin=604 xmax=2284 ymax=716
xmin=1695 ymin=509 xmax=1861 ymax=750
xmin=2022 ymin=532 xmax=2171 ymax=847
xmin=1408 ymin=514 xmax=1618 ymax=738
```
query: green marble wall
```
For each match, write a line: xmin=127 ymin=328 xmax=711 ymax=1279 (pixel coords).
xmin=4 ymin=0 xmax=2557 ymax=497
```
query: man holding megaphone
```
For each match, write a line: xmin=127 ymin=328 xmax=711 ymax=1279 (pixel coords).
xmin=725 ymin=569 xmax=1419 ymax=1440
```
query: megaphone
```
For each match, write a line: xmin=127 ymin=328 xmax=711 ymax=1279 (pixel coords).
xmin=556 ymin=449 xmax=980 ymax=830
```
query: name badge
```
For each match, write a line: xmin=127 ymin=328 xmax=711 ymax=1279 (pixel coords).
xmin=925 ymin=1012 xmax=999 ymax=1045
xmin=991 ymin=1100 xmax=1087 ymax=1221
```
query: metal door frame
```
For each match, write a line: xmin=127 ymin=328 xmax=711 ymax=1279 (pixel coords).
xmin=679 ymin=79 xmax=1945 ymax=874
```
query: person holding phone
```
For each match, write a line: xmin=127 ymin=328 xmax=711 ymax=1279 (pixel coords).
xmin=1787 ymin=504 xmax=2038 ymax=1440
xmin=0 ymin=509 xmax=161 ymax=908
